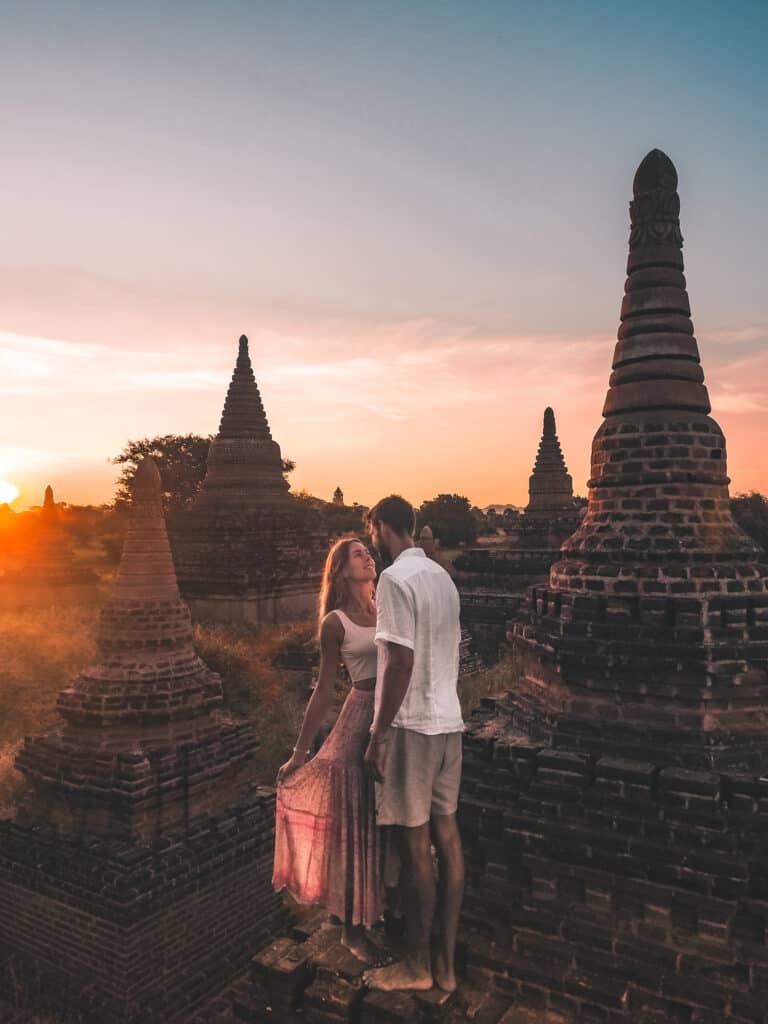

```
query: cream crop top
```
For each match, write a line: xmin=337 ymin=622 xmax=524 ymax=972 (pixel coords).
xmin=333 ymin=609 xmax=378 ymax=683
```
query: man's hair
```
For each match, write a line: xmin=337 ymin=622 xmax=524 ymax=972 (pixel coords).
xmin=366 ymin=494 xmax=415 ymax=537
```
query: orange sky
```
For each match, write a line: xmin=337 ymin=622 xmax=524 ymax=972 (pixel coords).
xmin=1 ymin=288 xmax=766 ymax=513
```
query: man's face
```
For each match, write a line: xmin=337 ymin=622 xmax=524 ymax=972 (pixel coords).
xmin=369 ymin=520 xmax=392 ymax=568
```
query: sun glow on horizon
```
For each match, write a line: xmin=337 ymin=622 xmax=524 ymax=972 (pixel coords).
xmin=0 ymin=480 xmax=19 ymax=505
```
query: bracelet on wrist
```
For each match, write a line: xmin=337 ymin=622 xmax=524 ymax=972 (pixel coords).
xmin=293 ymin=745 xmax=311 ymax=757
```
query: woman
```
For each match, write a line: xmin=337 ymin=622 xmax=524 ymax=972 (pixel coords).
xmin=272 ymin=536 xmax=383 ymax=959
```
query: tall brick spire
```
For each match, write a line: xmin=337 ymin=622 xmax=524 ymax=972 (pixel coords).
xmin=526 ymin=407 xmax=574 ymax=517
xmin=511 ymin=150 xmax=768 ymax=771
xmin=194 ymin=334 xmax=289 ymax=507
xmin=16 ymin=456 xmax=257 ymax=839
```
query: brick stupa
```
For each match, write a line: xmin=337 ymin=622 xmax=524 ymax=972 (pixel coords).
xmin=454 ymin=409 xmax=581 ymax=662
xmin=459 ymin=151 xmax=768 ymax=1022
xmin=1 ymin=457 xmax=285 ymax=1021
xmin=172 ymin=335 xmax=327 ymax=625
xmin=511 ymin=149 xmax=768 ymax=768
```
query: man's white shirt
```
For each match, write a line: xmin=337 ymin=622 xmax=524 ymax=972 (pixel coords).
xmin=374 ymin=547 xmax=464 ymax=735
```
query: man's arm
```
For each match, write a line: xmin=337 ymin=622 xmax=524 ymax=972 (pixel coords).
xmin=364 ymin=573 xmax=416 ymax=781
xmin=370 ymin=641 xmax=414 ymax=741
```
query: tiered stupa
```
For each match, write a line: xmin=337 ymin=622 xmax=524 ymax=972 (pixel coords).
xmin=1 ymin=457 xmax=284 ymax=1020
xmin=459 ymin=151 xmax=768 ymax=1021
xmin=16 ymin=458 xmax=258 ymax=837
xmin=526 ymin=406 xmax=574 ymax=518
xmin=172 ymin=335 xmax=327 ymax=624
xmin=0 ymin=484 xmax=99 ymax=608
xmin=454 ymin=408 xmax=581 ymax=661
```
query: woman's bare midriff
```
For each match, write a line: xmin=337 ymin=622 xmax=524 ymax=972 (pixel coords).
xmin=353 ymin=677 xmax=376 ymax=692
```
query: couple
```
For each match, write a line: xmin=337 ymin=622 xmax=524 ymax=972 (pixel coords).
xmin=272 ymin=494 xmax=465 ymax=993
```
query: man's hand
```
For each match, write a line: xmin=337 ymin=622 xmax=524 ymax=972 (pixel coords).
xmin=363 ymin=732 xmax=390 ymax=783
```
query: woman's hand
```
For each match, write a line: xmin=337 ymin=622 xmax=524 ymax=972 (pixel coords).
xmin=277 ymin=751 xmax=308 ymax=785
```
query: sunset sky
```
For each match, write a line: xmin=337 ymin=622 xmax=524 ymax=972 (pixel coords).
xmin=2 ymin=1 xmax=766 ymax=511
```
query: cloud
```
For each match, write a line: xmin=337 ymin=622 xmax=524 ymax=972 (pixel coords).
xmin=699 ymin=324 xmax=767 ymax=346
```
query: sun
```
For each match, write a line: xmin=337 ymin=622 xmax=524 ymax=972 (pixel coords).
xmin=0 ymin=480 xmax=19 ymax=505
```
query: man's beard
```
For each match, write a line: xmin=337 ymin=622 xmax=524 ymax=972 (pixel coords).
xmin=375 ymin=539 xmax=393 ymax=569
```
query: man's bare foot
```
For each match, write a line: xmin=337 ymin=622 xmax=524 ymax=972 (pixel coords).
xmin=432 ymin=951 xmax=457 ymax=992
xmin=363 ymin=960 xmax=433 ymax=991
xmin=341 ymin=925 xmax=383 ymax=962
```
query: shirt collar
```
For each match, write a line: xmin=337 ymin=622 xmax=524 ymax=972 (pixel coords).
xmin=393 ymin=546 xmax=426 ymax=564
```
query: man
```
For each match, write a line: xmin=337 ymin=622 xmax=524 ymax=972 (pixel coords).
xmin=363 ymin=494 xmax=465 ymax=993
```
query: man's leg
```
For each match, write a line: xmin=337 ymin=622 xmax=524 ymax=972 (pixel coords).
xmin=401 ymin=822 xmax=436 ymax=974
xmin=364 ymin=730 xmax=437 ymax=991
xmin=363 ymin=823 xmax=435 ymax=990
xmin=430 ymin=812 xmax=465 ymax=992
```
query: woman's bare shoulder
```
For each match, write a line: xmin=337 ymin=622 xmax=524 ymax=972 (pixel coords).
xmin=320 ymin=611 xmax=345 ymax=641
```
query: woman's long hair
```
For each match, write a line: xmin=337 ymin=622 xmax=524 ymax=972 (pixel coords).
xmin=318 ymin=536 xmax=374 ymax=632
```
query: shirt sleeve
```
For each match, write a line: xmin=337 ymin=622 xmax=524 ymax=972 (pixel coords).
xmin=375 ymin=573 xmax=416 ymax=650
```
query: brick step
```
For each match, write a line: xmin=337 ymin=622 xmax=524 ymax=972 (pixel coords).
xmin=241 ymin=921 xmax=531 ymax=1024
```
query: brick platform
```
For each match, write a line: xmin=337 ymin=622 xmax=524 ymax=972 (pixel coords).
xmin=0 ymin=789 xmax=286 ymax=1023
xmin=461 ymin=702 xmax=768 ymax=1023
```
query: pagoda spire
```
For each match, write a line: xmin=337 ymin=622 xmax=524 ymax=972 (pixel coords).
xmin=604 ymin=148 xmax=710 ymax=417
xmin=54 ymin=455 xmax=220 ymax=731
xmin=526 ymin=407 xmax=574 ymax=516
xmin=193 ymin=334 xmax=290 ymax=507
xmin=111 ymin=456 xmax=179 ymax=601
xmin=218 ymin=335 xmax=273 ymax=441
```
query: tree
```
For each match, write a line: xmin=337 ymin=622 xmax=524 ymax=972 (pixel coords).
xmin=112 ymin=434 xmax=294 ymax=513
xmin=731 ymin=492 xmax=768 ymax=553
xmin=417 ymin=494 xmax=477 ymax=548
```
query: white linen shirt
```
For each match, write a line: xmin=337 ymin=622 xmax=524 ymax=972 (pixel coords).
xmin=374 ymin=547 xmax=464 ymax=735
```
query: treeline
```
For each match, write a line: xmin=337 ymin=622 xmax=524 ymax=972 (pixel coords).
xmin=3 ymin=434 xmax=767 ymax=558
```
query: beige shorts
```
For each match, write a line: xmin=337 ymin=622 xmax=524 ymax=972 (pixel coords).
xmin=376 ymin=727 xmax=463 ymax=828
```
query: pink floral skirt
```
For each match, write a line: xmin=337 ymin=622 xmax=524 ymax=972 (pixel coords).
xmin=272 ymin=687 xmax=383 ymax=928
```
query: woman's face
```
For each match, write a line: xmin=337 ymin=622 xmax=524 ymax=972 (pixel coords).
xmin=344 ymin=541 xmax=376 ymax=583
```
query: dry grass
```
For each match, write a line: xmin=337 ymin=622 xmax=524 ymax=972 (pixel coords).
xmin=0 ymin=606 xmax=318 ymax=814
xmin=458 ymin=656 xmax=518 ymax=719
xmin=0 ymin=606 xmax=98 ymax=814
xmin=193 ymin=620 xmax=317 ymax=782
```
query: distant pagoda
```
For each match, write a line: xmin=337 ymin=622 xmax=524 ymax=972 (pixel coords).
xmin=525 ymin=407 xmax=575 ymax=517
xmin=172 ymin=335 xmax=327 ymax=625
xmin=453 ymin=407 xmax=581 ymax=662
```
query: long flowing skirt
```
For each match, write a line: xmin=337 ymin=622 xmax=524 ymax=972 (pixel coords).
xmin=272 ymin=687 xmax=383 ymax=928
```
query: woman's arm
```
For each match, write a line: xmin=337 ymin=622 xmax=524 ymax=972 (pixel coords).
xmin=277 ymin=614 xmax=343 ymax=781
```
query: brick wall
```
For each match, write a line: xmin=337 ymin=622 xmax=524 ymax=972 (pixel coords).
xmin=459 ymin=704 xmax=768 ymax=1023
xmin=0 ymin=787 xmax=287 ymax=1022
